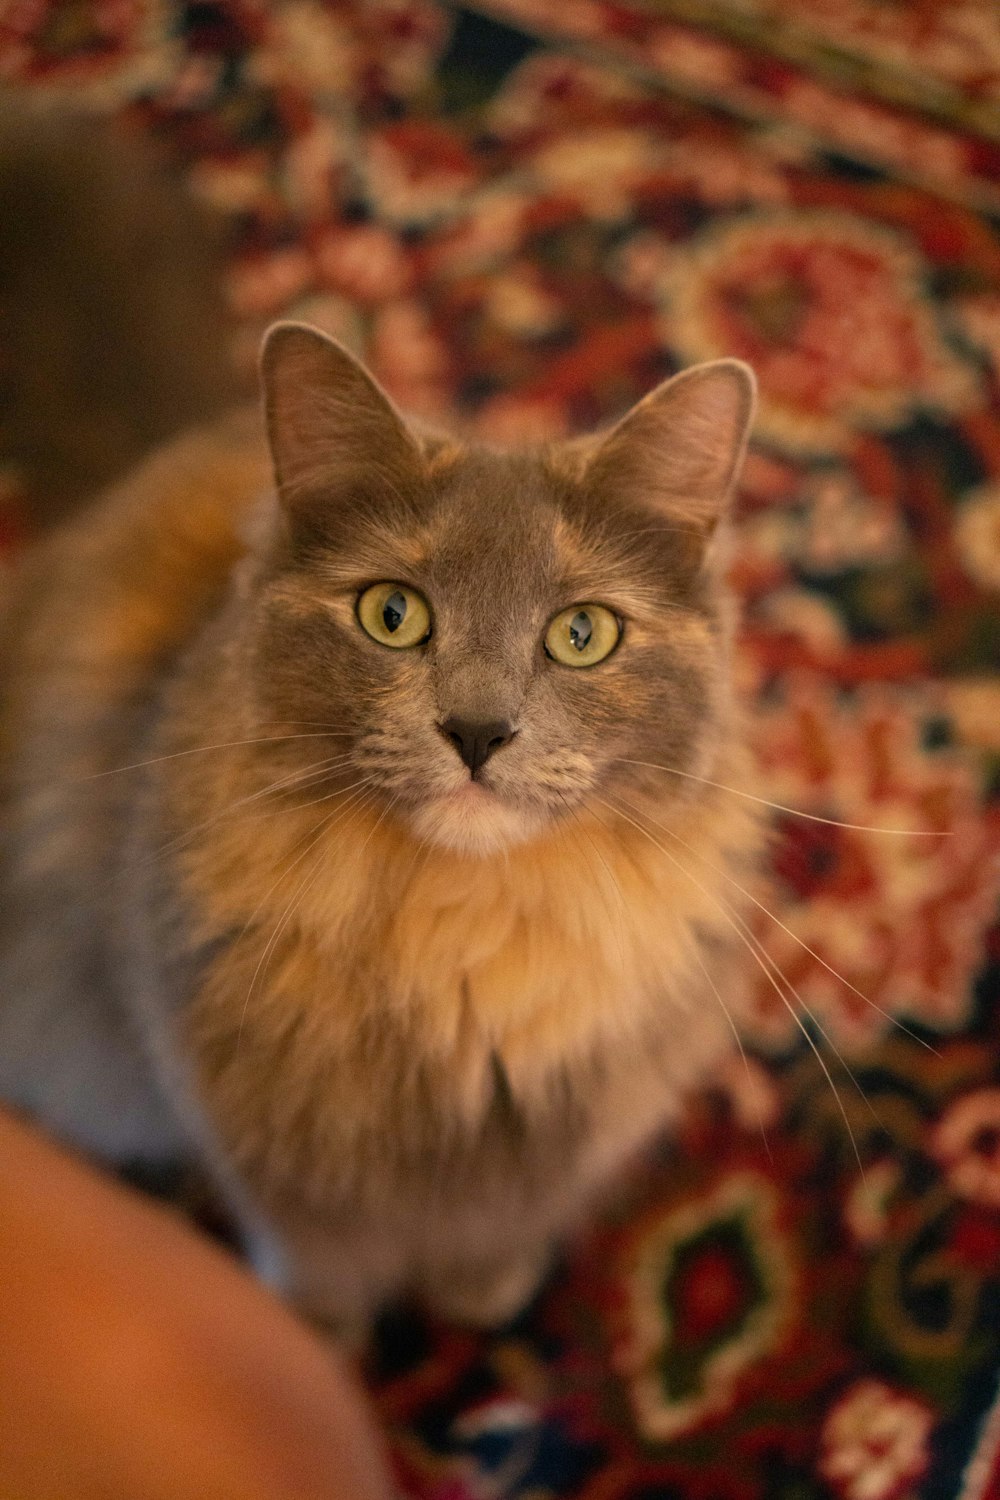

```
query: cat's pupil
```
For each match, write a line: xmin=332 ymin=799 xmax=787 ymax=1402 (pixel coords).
xmin=569 ymin=611 xmax=593 ymax=652
xmin=383 ymin=591 xmax=407 ymax=633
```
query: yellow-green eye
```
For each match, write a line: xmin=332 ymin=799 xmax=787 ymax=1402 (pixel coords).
xmin=544 ymin=604 xmax=621 ymax=667
xmin=357 ymin=582 xmax=431 ymax=648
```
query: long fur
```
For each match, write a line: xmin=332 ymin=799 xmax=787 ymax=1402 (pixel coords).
xmin=0 ymin=275 xmax=761 ymax=1329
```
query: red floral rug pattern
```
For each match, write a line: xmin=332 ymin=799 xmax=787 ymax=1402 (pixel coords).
xmin=475 ymin=0 xmax=1000 ymax=213
xmin=2 ymin=3 xmax=999 ymax=1497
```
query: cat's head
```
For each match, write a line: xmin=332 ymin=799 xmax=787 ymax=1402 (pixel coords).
xmin=250 ymin=323 xmax=755 ymax=857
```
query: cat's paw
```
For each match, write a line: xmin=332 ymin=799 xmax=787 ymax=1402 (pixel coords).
xmin=299 ymin=1302 xmax=371 ymax=1355
xmin=422 ymin=1250 xmax=549 ymax=1329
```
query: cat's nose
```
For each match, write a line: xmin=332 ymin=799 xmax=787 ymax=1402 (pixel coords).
xmin=439 ymin=718 xmax=516 ymax=777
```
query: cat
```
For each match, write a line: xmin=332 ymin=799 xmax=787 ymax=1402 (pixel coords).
xmin=0 ymin=121 xmax=761 ymax=1332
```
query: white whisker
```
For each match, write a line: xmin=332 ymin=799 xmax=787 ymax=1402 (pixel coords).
xmin=632 ymin=801 xmax=939 ymax=1055
xmin=613 ymin=758 xmax=952 ymax=836
xmin=236 ymin=784 xmax=378 ymax=1056
xmin=242 ymin=762 xmax=371 ymax=822
xmin=118 ymin=752 xmax=358 ymax=883
xmin=236 ymin=781 xmax=376 ymax=956
xmin=595 ymin=794 xmax=868 ymax=1178
xmin=691 ymin=938 xmax=773 ymax=1162
xmin=714 ymin=882 xmax=883 ymax=1131
xmin=567 ymin=812 xmax=627 ymax=974
xmin=84 ymin=731 xmax=353 ymax=780
xmin=616 ymin=789 xmax=887 ymax=1124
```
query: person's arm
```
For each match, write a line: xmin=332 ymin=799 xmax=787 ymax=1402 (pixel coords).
xmin=0 ymin=1109 xmax=395 ymax=1500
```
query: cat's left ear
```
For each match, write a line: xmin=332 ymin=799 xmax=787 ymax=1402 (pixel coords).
xmin=260 ymin=321 xmax=423 ymax=522
xmin=584 ymin=358 xmax=756 ymax=545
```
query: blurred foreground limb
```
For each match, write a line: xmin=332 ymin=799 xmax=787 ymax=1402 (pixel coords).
xmin=0 ymin=1108 xmax=395 ymax=1500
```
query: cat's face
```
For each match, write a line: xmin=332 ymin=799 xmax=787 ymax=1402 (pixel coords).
xmin=251 ymin=325 xmax=755 ymax=856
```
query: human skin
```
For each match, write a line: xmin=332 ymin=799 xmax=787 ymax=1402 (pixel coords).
xmin=0 ymin=1109 xmax=395 ymax=1500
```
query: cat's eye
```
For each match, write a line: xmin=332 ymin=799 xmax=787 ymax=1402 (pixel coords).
xmin=356 ymin=582 xmax=431 ymax=648
xmin=544 ymin=604 xmax=621 ymax=667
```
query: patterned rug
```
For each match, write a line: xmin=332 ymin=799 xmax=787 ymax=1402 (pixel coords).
xmin=2 ymin=4 xmax=1000 ymax=1497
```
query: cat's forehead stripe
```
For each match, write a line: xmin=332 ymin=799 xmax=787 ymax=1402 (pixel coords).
xmin=303 ymin=441 xmax=709 ymax=623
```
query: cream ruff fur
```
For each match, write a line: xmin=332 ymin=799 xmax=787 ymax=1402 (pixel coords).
xmin=175 ymin=751 xmax=759 ymax=1116
xmin=168 ymin=772 xmax=760 ymax=1326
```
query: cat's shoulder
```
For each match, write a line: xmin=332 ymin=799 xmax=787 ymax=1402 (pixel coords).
xmin=2 ymin=406 xmax=271 ymax=677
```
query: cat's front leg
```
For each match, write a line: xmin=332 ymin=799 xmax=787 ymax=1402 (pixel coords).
xmin=248 ymin=1212 xmax=407 ymax=1345
xmin=418 ymin=1244 xmax=553 ymax=1328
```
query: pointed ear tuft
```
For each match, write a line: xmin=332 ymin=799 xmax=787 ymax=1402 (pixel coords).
xmin=259 ymin=322 xmax=422 ymax=517
xmin=585 ymin=358 xmax=756 ymax=538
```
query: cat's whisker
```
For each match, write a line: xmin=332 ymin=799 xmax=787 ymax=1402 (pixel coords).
xmin=589 ymin=796 xmax=770 ymax=1156
xmin=634 ymin=804 xmax=940 ymax=1056
xmin=235 ymin=835 xmax=340 ymax=1060
xmin=236 ymin=784 xmax=380 ymax=1056
xmin=401 ymin=821 xmax=439 ymax=894
xmin=240 ymin=772 xmax=366 ymax=825
xmin=235 ymin=781 xmax=379 ymax=972
xmin=113 ymin=753 xmax=358 ymax=886
xmin=587 ymin=798 xmax=773 ymax=1158
xmin=713 ymin=881 xmax=883 ymax=1132
xmin=595 ymin=794 xmax=868 ymax=1178
xmin=68 ymin=753 xmax=356 ymax=913
xmin=616 ymin=790 xmax=885 ymax=1126
xmin=613 ymin=757 xmax=952 ymax=836
xmin=255 ymin=721 xmax=352 ymax=729
xmin=565 ymin=810 xmax=628 ymax=975
xmin=238 ymin=784 xmax=399 ymax=1055
xmin=693 ymin=939 xmax=774 ymax=1163
xmin=590 ymin=523 xmax=705 ymax=544
xmin=82 ymin=731 xmax=353 ymax=780
xmin=358 ymin=790 xmax=400 ymax=854
xmin=226 ymin=753 xmax=358 ymax=811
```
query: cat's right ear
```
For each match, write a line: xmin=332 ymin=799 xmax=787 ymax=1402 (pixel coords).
xmin=260 ymin=322 xmax=423 ymax=521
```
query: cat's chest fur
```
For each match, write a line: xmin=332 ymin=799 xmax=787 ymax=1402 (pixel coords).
xmin=165 ymin=763 xmax=753 ymax=1212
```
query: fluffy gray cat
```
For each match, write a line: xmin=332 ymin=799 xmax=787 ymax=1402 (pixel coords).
xmin=0 ymin=114 xmax=760 ymax=1333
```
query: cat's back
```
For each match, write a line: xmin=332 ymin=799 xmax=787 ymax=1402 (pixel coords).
xmin=1 ymin=406 xmax=267 ymax=753
xmin=0 ymin=408 xmax=270 ymax=1160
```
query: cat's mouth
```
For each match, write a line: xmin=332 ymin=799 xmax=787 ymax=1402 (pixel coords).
xmin=407 ymin=778 xmax=549 ymax=857
xmin=445 ymin=781 xmax=493 ymax=806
